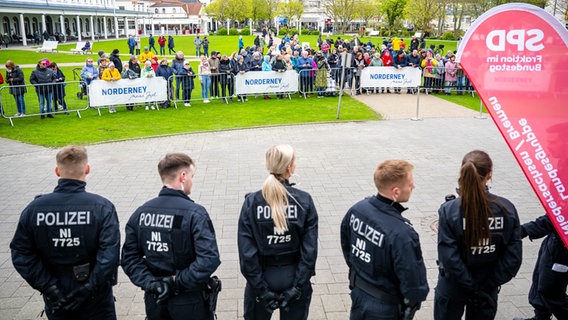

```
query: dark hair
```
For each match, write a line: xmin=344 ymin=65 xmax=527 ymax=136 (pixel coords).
xmin=157 ymin=153 xmax=194 ymax=182
xmin=459 ymin=150 xmax=493 ymax=247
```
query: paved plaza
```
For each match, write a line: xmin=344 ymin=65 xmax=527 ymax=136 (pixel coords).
xmin=0 ymin=95 xmax=550 ymax=319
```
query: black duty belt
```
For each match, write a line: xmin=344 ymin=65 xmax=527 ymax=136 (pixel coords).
xmin=349 ymin=270 xmax=403 ymax=305
xmin=261 ymin=252 xmax=300 ymax=267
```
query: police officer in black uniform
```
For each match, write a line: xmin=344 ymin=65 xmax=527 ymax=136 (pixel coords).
xmin=435 ymin=150 xmax=522 ymax=320
xmin=10 ymin=145 xmax=120 ymax=319
xmin=121 ymin=152 xmax=221 ymax=320
xmin=238 ymin=144 xmax=318 ymax=320
xmin=341 ymin=159 xmax=429 ymax=320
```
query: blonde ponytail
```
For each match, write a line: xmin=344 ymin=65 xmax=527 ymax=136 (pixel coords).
xmin=262 ymin=145 xmax=295 ymax=235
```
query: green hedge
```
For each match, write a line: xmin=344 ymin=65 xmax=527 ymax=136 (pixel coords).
xmin=229 ymin=28 xmax=239 ymax=35
xmin=217 ymin=28 xmax=227 ymax=35
xmin=310 ymin=30 xmax=320 ymax=35
xmin=441 ymin=31 xmax=456 ymax=40
xmin=240 ymin=27 xmax=250 ymax=35
xmin=278 ymin=27 xmax=288 ymax=36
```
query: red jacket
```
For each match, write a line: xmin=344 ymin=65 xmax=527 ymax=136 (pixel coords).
xmin=158 ymin=36 xmax=166 ymax=47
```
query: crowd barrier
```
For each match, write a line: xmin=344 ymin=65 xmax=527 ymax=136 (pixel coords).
xmin=0 ymin=67 xmax=480 ymax=126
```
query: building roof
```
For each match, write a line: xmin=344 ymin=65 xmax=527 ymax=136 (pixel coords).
xmin=150 ymin=0 xmax=203 ymax=15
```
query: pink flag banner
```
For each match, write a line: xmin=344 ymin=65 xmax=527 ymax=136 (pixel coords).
xmin=457 ymin=3 xmax=568 ymax=246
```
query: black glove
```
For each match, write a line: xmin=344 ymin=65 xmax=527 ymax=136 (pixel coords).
xmin=63 ymin=283 xmax=94 ymax=311
xmin=256 ymin=289 xmax=280 ymax=313
xmin=520 ymin=226 xmax=528 ymax=239
xmin=279 ymin=286 xmax=302 ymax=310
xmin=44 ymin=285 xmax=67 ymax=311
xmin=147 ymin=276 xmax=175 ymax=305
xmin=467 ymin=289 xmax=496 ymax=309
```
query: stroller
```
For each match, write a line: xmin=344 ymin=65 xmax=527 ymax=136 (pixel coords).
xmin=72 ymin=67 xmax=88 ymax=99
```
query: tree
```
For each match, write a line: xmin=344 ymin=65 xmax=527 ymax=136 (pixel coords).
xmin=204 ymin=0 xmax=251 ymax=30
xmin=277 ymin=0 xmax=305 ymax=28
xmin=324 ymin=0 xmax=358 ymax=34
xmin=379 ymin=0 xmax=409 ymax=35
xmin=356 ymin=0 xmax=380 ymax=26
xmin=406 ymin=0 xmax=440 ymax=32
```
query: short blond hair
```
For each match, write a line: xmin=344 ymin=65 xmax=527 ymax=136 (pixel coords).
xmin=56 ymin=146 xmax=88 ymax=178
xmin=374 ymin=160 xmax=414 ymax=194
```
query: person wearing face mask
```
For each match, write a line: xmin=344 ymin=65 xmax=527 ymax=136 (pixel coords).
xmin=341 ymin=160 xmax=429 ymax=320
xmin=238 ymin=144 xmax=318 ymax=320
xmin=122 ymin=153 xmax=221 ymax=320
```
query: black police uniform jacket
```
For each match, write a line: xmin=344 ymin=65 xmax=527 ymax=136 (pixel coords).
xmin=121 ymin=187 xmax=221 ymax=291
xmin=238 ymin=181 xmax=318 ymax=291
xmin=340 ymin=195 xmax=429 ymax=303
xmin=437 ymin=193 xmax=522 ymax=295
xmin=10 ymin=179 xmax=120 ymax=294
xmin=522 ymin=215 xmax=568 ymax=265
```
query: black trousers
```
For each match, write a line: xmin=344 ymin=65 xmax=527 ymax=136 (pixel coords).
xmin=145 ymin=290 xmax=213 ymax=320
xmin=43 ymin=284 xmax=116 ymax=320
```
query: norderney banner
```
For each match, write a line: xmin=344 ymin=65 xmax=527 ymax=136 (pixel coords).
xmin=88 ymin=77 xmax=168 ymax=107
xmin=235 ymin=70 xmax=299 ymax=95
xmin=360 ymin=66 xmax=422 ymax=88
xmin=457 ymin=3 xmax=568 ymax=246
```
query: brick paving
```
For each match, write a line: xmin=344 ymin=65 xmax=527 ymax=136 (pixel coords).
xmin=0 ymin=94 xmax=548 ymax=319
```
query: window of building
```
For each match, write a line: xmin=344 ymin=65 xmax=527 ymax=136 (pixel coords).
xmin=162 ymin=8 xmax=166 ymax=14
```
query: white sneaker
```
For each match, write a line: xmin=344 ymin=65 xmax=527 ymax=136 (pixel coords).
xmin=184 ymin=102 xmax=191 ymax=107
xmin=145 ymin=106 xmax=149 ymax=110
xmin=204 ymin=99 xmax=210 ymax=103
xmin=151 ymin=105 xmax=156 ymax=110
xmin=14 ymin=113 xmax=20 ymax=117
xmin=57 ymin=104 xmax=63 ymax=111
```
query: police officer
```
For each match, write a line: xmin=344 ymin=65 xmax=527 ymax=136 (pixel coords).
xmin=341 ymin=159 xmax=429 ymax=320
xmin=121 ymin=153 xmax=221 ymax=320
xmin=238 ymin=144 xmax=318 ymax=320
xmin=435 ymin=150 xmax=522 ymax=320
xmin=10 ymin=145 xmax=120 ymax=319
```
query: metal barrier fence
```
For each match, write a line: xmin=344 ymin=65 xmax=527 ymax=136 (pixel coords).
xmin=298 ymin=67 xmax=345 ymax=98
xmin=0 ymin=81 xmax=90 ymax=126
xmin=170 ymin=73 xmax=235 ymax=106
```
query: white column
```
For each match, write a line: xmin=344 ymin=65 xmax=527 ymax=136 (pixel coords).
xmin=125 ymin=17 xmax=129 ymax=37
xmin=275 ymin=17 xmax=279 ymax=36
xmin=41 ymin=14 xmax=47 ymax=35
xmin=298 ymin=19 xmax=301 ymax=35
xmin=151 ymin=17 xmax=154 ymax=35
xmin=226 ymin=19 xmax=230 ymax=35
xmin=134 ymin=17 xmax=139 ymax=35
xmin=114 ymin=16 xmax=119 ymax=39
xmin=103 ymin=16 xmax=108 ymax=39
xmin=202 ymin=19 xmax=208 ymax=35
xmin=143 ymin=17 xmax=147 ymax=36
xmin=249 ymin=18 xmax=253 ymax=35
xmin=76 ymin=15 xmax=82 ymax=41
xmin=90 ymin=16 xmax=95 ymax=41
xmin=59 ymin=15 xmax=66 ymax=42
xmin=19 ymin=14 xmax=27 ymax=46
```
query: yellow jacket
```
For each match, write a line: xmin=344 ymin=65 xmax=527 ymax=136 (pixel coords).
xmin=102 ymin=68 xmax=122 ymax=81
xmin=140 ymin=51 xmax=155 ymax=63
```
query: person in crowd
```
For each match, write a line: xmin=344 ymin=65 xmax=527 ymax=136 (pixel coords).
xmin=314 ymin=51 xmax=329 ymax=98
xmin=410 ymin=36 xmax=419 ymax=52
xmin=392 ymin=50 xmax=407 ymax=94
xmin=10 ymin=145 xmax=120 ymax=320
xmin=128 ymin=55 xmax=141 ymax=77
xmin=234 ymin=55 xmax=248 ymax=102
xmin=97 ymin=50 xmax=106 ymax=66
xmin=272 ymin=54 xmax=287 ymax=99
xmin=158 ymin=34 xmax=166 ymax=55
xmin=122 ymin=61 xmax=139 ymax=111
xmin=352 ymin=51 xmax=367 ymax=95
xmin=3 ymin=33 xmax=10 ymax=49
xmin=140 ymin=46 xmax=155 ymax=64
xmin=513 ymin=123 xmax=568 ymax=320
xmin=180 ymin=61 xmax=195 ymax=107
xmin=109 ymin=49 xmax=122 ymax=73
xmin=407 ymin=49 xmax=421 ymax=94
xmin=101 ymin=62 xmax=121 ymax=113
xmin=30 ymin=58 xmax=56 ymax=119
xmin=156 ymin=58 xmax=174 ymax=108
xmin=433 ymin=53 xmax=445 ymax=94
xmin=171 ymin=51 xmax=186 ymax=101
xmin=194 ymin=35 xmax=202 ymax=57
xmin=81 ymin=41 xmax=91 ymax=54
xmin=121 ymin=152 xmax=220 ymax=320
xmin=369 ymin=52 xmax=384 ymax=94
xmin=381 ymin=49 xmax=393 ymax=93
xmin=202 ymin=36 xmax=210 ymax=57
xmin=33 ymin=30 xmax=41 ymax=45
xmin=260 ymin=54 xmax=273 ymax=100
xmin=444 ymin=54 xmax=457 ymax=95
xmin=135 ymin=35 xmax=141 ymax=55
xmin=341 ymin=159 xmax=429 ymax=320
xmin=218 ymin=54 xmax=233 ymax=103
xmin=167 ymin=35 xmax=175 ymax=55
xmin=42 ymin=30 xmax=49 ymax=41
xmin=238 ymin=35 xmax=244 ymax=53
xmin=327 ymin=48 xmax=339 ymax=81
xmin=198 ymin=55 xmax=212 ymax=103
xmin=98 ymin=58 xmax=109 ymax=80
xmin=241 ymin=49 xmax=252 ymax=67
xmin=151 ymin=56 xmax=159 ymax=72
xmin=208 ymin=51 xmax=220 ymax=99
xmin=296 ymin=50 xmax=312 ymax=97
xmin=238 ymin=144 xmax=318 ymax=320
xmin=141 ymin=60 xmax=157 ymax=110
xmin=435 ymin=150 xmax=522 ymax=320
xmin=50 ymin=62 xmax=68 ymax=114
xmin=228 ymin=51 xmax=238 ymax=98
xmin=127 ymin=34 xmax=136 ymax=55
xmin=456 ymin=63 xmax=468 ymax=95
xmin=5 ymin=60 xmax=27 ymax=117
xmin=148 ymin=34 xmax=158 ymax=54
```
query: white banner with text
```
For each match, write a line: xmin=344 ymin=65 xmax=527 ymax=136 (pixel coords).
xmin=235 ymin=70 xmax=299 ymax=95
xmin=360 ymin=67 xmax=422 ymax=88
xmin=88 ymin=77 xmax=168 ymax=107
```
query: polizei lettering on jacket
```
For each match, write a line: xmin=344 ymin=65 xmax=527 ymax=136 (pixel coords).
xmin=36 ymin=211 xmax=91 ymax=226
xmin=349 ymin=214 xmax=385 ymax=247
xmin=256 ymin=205 xmax=298 ymax=220
xmin=139 ymin=213 xmax=174 ymax=229
xmin=101 ymin=86 xmax=147 ymax=95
